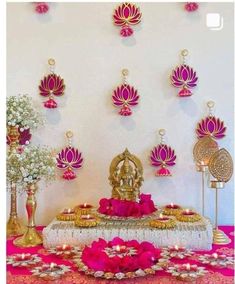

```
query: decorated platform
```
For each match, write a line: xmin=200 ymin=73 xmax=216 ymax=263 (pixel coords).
xmin=43 ymin=214 xmax=213 ymax=250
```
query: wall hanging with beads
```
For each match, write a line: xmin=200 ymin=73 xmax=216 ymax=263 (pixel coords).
xmin=39 ymin=58 xmax=65 ymax=109
xmin=196 ymin=101 xmax=226 ymax=140
xmin=171 ymin=49 xmax=198 ymax=97
xmin=113 ymin=2 xmax=142 ymax=37
xmin=56 ymin=131 xmax=83 ymax=180
xmin=112 ymin=69 xmax=139 ymax=116
xmin=150 ymin=129 xmax=177 ymax=176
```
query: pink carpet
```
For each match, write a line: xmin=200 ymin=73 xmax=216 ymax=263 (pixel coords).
xmin=7 ymin=226 xmax=234 ymax=283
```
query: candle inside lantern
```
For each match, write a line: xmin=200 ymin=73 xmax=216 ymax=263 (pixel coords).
xmin=182 ymin=209 xmax=195 ymax=216
xmin=15 ymin=253 xmax=32 ymax=261
xmin=186 ymin=263 xmax=191 ymax=271
xmin=63 ymin=208 xmax=74 ymax=214
xmin=157 ymin=213 xmax=170 ymax=221
xmin=212 ymin=253 xmax=218 ymax=259
xmin=166 ymin=202 xmax=180 ymax=209
xmin=57 ymin=244 xmax=71 ymax=251
xmin=116 ymin=245 xmax=121 ymax=252
xmin=79 ymin=203 xmax=93 ymax=209
xmin=50 ymin=262 xmax=56 ymax=271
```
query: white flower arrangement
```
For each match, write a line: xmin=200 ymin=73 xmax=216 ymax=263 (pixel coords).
xmin=7 ymin=152 xmax=23 ymax=185
xmin=17 ymin=145 xmax=56 ymax=186
xmin=7 ymin=94 xmax=43 ymax=130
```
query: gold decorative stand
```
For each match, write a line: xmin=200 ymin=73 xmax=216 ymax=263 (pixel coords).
xmin=7 ymin=183 xmax=25 ymax=237
xmin=210 ymin=181 xmax=231 ymax=245
xmin=7 ymin=126 xmax=25 ymax=237
xmin=14 ymin=184 xmax=43 ymax=247
xmin=208 ymin=148 xmax=233 ymax=245
xmin=193 ymin=136 xmax=218 ymax=216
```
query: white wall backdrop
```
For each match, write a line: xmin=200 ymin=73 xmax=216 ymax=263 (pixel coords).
xmin=7 ymin=2 xmax=234 ymax=225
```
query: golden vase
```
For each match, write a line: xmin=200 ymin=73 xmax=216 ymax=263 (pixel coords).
xmin=14 ymin=183 xmax=43 ymax=247
xmin=7 ymin=126 xmax=25 ymax=237
xmin=7 ymin=183 xmax=25 ymax=237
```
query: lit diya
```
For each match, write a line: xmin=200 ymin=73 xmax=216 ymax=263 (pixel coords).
xmin=75 ymin=214 xmax=100 ymax=228
xmin=163 ymin=203 xmax=182 ymax=216
xmin=104 ymin=244 xmax=137 ymax=258
xmin=176 ymin=209 xmax=201 ymax=222
xmin=161 ymin=245 xmax=194 ymax=259
xmin=198 ymin=253 xmax=234 ymax=268
xmin=7 ymin=253 xmax=41 ymax=268
xmin=167 ymin=263 xmax=207 ymax=282
xmin=31 ymin=262 xmax=71 ymax=281
xmin=74 ymin=203 xmax=94 ymax=215
xmin=149 ymin=213 xmax=176 ymax=229
xmin=56 ymin=208 xmax=76 ymax=221
xmin=48 ymin=244 xmax=81 ymax=259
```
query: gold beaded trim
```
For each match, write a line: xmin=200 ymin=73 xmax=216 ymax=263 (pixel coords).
xmin=149 ymin=218 xmax=176 ymax=229
xmin=75 ymin=255 xmax=162 ymax=280
xmin=163 ymin=208 xmax=182 ymax=216
xmin=56 ymin=213 xmax=76 ymax=222
xmin=176 ymin=213 xmax=201 ymax=223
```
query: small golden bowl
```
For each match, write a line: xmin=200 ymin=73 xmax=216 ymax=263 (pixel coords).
xmin=56 ymin=209 xmax=76 ymax=221
xmin=163 ymin=204 xmax=182 ymax=216
xmin=149 ymin=215 xmax=176 ymax=229
xmin=74 ymin=215 xmax=100 ymax=228
xmin=74 ymin=204 xmax=93 ymax=216
xmin=176 ymin=210 xmax=201 ymax=223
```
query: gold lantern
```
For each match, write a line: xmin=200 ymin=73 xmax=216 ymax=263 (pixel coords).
xmin=193 ymin=136 xmax=219 ymax=215
xmin=208 ymin=148 xmax=233 ymax=245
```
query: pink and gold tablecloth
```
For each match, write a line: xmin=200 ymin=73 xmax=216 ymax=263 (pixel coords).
xmin=7 ymin=226 xmax=234 ymax=284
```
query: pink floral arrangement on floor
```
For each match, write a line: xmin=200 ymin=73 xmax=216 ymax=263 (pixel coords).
xmin=81 ymin=237 xmax=161 ymax=273
xmin=98 ymin=194 xmax=157 ymax=218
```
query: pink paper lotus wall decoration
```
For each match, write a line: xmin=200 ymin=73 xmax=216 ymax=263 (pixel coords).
xmin=112 ymin=69 xmax=139 ymax=116
xmin=39 ymin=59 xmax=65 ymax=109
xmin=185 ymin=2 xmax=199 ymax=12
xmin=150 ymin=129 xmax=176 ymax=177
xmin=171 ymin=49 xmax=198 ymax=97
xmin=113 ymin=2 xmax=142 ymax=37
xmin=56 ymin=131 xmax=83 ymax=180
xmin=196 ymin=101 xmax=226 ymax=140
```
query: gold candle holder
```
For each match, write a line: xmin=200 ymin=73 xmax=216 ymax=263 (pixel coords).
xmin=149 ymin=214 xmax=176 ymax=229
xmin=7 ymin=253 xmax=42 ymax=268
xmin=56 ymin=208 xmax=76 ymax=221
xmin=163 ymin=203 xmax=182 ymax=216
xmin=193 ymin=134 xmax=219 ymax=216
xmin=74 ymin=203 xmax=93 ymax=216
xmin=176 ymin=209 xmax=201 ymax=223
xmin=167 ymin=263 xmax=207 ymax=282
xmin=48 ymin=244 xmax=81 ymax=259
xmin=31 ymin=263 xmax=71 ymax=281
xmin=208 ymin=148 xmax=233 ymax=245
xmin=75 ymin=214 xmax=100 ymax=228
